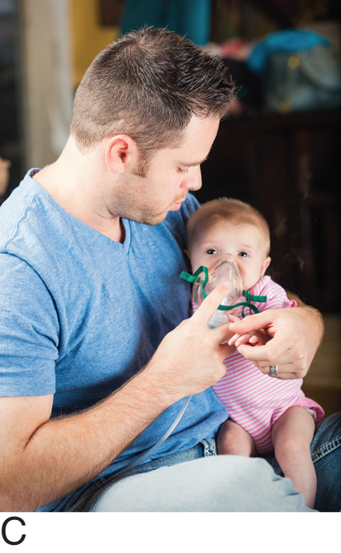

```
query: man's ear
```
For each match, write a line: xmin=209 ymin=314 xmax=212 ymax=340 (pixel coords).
xmin=105 ymin=135 xmax=138 ymax=175
xmin=261 ymin=256 xmax=271 ymax=276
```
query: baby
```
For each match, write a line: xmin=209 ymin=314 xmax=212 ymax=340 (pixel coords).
xmin=184 ymin=197 xmax=324 ymax=508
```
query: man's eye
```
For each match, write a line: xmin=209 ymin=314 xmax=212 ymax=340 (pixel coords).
xmin=238 ymin=252 xmax=249 ymax=258
xmin=206 ymin=249 xmax=217 ymax=255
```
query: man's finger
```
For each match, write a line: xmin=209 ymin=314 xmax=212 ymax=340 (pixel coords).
xmin=208 ymin=321 xmax=236 ymax=347
xmin=191 ymin=281 xmax=232 ymax=323
xmin=255 ymin=362 xmax=302 ymax=380
xmin=228 ymin=309 xmax=277 ymax=334
xmin=236 ymin=340 xmax=287 ymax=364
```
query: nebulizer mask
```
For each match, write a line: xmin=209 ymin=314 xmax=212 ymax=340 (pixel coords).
xmin=180 ymin=259 xmax=267 ymax=327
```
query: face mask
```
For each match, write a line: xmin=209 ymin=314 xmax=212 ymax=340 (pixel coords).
xmin=180 ymin=259 xmax=267 ymax=327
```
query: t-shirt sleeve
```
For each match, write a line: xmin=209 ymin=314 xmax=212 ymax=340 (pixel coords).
xmin=0 ymin=253 xmax=59 ymax=397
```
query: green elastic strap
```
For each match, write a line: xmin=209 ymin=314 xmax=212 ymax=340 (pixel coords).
xmin=180 ymin=266 xmax=209 ymax=286
xmin=180 ymin=266 xmax=268 ymax=317
xmin=242 ymin=290 xmax=267 ymax=303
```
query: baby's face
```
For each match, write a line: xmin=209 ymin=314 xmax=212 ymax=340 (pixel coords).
xmin=188 ymin=220 xmax=271 ymax=291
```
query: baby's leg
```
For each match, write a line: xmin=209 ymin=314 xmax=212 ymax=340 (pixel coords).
xmin=217 ymin=419 xmax=256 ymax=456
xmin=272 ymin=406 xmax=316 ymax=508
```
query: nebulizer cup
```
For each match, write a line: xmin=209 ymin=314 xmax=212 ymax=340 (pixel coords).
xmin=192 ymin=259 xmax=244 ymax=328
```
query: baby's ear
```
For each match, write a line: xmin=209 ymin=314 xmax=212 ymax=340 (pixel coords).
xmin=261 ymin=256 xmax=271 ymax=276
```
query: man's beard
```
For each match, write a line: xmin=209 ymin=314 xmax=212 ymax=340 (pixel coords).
xmin=108 ymin=174 xmax=185 ymax=226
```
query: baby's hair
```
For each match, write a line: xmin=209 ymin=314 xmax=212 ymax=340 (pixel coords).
xmin=186 ymin=197 xmax=270 ymax=256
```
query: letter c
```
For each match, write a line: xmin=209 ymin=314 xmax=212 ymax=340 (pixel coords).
xmin=2 ymin=517 xmax=26 ymax=546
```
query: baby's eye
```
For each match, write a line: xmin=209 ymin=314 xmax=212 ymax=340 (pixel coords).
xmin=177 ymin=167 xmax=189 ymax=174
xmin=206 ymin=249 xmax=218 ymax=255
xmin=238 ymin=251 xmax=249 ymax=258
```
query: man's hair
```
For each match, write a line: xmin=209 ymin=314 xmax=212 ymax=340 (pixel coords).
xmin=70 ymin=27 xmax=235 ymax=171
xmin=186 ymin=197 xmax=271 ymax=256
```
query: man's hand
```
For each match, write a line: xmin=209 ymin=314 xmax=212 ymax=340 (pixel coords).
xmin=144 ymin=281 xmax=236 ymax=402
xmin=228 ymin=306 xmax=324 ymax=380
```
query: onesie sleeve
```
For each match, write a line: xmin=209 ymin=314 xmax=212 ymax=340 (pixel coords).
xmin=250 ymin=276 xmax=297 ymax=313
xmin=0 ymin=253 xmax=60 ymax=397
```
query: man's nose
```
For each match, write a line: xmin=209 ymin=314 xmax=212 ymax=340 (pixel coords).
xmin=182 ymin=165 xmax=202 ymax=191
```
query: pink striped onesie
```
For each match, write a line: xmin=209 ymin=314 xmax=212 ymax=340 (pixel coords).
xmin=193 ymin=275 xmax=324 ymax=454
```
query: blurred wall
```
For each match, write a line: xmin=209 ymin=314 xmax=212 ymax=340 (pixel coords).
xmin=21 ymin=0 xmax=73 ymax=169
xmin=70 ymin=0 xmax=119 ymax=87
xmin=20 ymin=0 xmax=119 ymax=171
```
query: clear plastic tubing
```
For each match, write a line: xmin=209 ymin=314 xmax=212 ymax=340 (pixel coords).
xmin=114 ymin=395 xmax=192 ymax=477
xmin=69 ymin=395 xmax=192 ymax=510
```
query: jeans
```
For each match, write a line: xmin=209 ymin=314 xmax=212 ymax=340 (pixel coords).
xmin=73 ymin=411 xmax=341 ymax=512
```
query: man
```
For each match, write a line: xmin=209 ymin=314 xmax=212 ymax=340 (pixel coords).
xmin=0 ymin=27 xmax=340 ymax=512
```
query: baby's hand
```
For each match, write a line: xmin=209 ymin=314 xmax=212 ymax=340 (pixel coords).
xmin=227 ymin=314 xmax=270 ymax=348
xmin=230 ymin=329 xmax=269 ymax=348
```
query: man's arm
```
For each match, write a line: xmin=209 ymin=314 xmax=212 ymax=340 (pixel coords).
xmin=0 ymin=282 xmax=235 ymax=512
xmin=228 ymin=305 xmax=324 ymax=380
xmin=0 ymin=380 xmax=170 ymax=512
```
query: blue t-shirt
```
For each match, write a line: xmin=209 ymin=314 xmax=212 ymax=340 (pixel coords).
xmin=0 ymin=169 xmax=227 ymax=511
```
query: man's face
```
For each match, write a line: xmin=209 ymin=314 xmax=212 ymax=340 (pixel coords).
xmin=109 ymin=115 xmax=220 ymax=225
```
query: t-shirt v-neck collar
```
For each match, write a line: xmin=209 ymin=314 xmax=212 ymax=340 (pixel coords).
xmin=26 ymin=169 xmax=132 ymax=254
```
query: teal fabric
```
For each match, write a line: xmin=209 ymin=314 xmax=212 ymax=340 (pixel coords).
xmin=121 ymin=0 xmax=211 ymax=45
xmin=248 ymin=29 xmax=330 ymax=74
